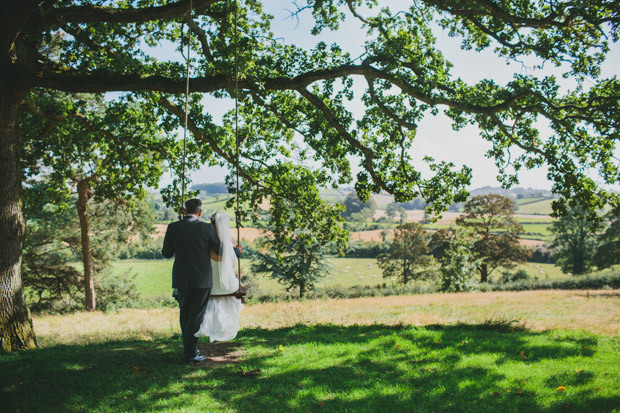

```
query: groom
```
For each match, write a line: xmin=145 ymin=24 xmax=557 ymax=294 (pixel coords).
xmin=162 ymin=198 xmax=221 ymax=365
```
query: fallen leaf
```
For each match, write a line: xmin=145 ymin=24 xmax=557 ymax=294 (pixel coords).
xmin=520 ymin=351 xmax=527 ymax=359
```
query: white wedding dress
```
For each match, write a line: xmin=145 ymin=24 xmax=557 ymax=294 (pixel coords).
xmin=194 ymin=213 xmax=243 ymax=342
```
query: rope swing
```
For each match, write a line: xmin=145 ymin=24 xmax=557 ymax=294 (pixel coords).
xmin=180 ymin=0 xmax=246 ymax=301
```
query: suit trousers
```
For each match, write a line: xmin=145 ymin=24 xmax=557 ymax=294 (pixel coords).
xmin=176 ymin=288 xmax=211 ymax=361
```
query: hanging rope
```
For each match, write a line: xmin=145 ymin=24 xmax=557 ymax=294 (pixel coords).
xmin=180 ymin=0 xmax=193 ymax=219
xmin=178 ymin=0 xmax=245 ymax=300
xmin=234 ymin=0 xmax=243 ymax=293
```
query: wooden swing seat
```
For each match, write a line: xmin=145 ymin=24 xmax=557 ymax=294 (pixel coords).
xmin=211 ymin=285 xmax=247 ymax=303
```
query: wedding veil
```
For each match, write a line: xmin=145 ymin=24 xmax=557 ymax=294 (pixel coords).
xmin=213 ymin=212 xmax=239 ymax=294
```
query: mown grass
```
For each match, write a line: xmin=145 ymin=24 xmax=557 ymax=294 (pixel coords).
xmin=3 ymin=320 xmax=619 ymax=412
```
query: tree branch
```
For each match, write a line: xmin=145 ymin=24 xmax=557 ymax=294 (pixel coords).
xmin=185 ymin=15 xmax=214 ymax=65
xmin=366 ymin=76 xmax=417 ymax=130
xmin=40 ymin=0 xmax=221 ymax=26
xmin=297 ymin=87 xmax=396 ymax=194
xmin=157 ymin=95 xmax=236 ymax=165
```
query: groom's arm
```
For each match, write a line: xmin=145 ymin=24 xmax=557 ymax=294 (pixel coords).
xmin=161 ymin=224 xmax=175 ymax=258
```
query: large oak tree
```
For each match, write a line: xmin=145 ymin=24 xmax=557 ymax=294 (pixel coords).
xmin=456 ymin=194 xmax=531 ymax=282
xmin=1 ymin=0 xmax=619 ymax=350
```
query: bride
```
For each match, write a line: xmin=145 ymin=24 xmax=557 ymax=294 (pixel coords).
xmin=194 ymin=212 xmax=243 ymax=342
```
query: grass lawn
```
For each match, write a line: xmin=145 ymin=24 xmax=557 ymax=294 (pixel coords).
xmin=4 ymin=290 xmax=620 ymax=412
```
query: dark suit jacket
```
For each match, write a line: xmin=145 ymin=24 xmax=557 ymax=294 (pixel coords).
xmin=161 ymin=215 xmax=222 ymax=289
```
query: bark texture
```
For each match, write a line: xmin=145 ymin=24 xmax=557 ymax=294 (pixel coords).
xmin=0 ymin=91 xmax=36 ymax=351
xmin=77 ymin=180 xmax=95 ymax=311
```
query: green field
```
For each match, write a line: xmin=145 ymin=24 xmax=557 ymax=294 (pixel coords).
xmin=515 ymin=198 xmax=556 ymax=215
xmin=114 ymin=258 xmax=389 ymax=298
xmin=519 ymin=223 xmax=553 ymax=241
xmin=115 ymin=259 xmax=570 ymax=299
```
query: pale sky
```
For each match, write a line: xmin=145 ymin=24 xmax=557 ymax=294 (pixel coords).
xmin=163 ymin=1 xmax=620 ymax=192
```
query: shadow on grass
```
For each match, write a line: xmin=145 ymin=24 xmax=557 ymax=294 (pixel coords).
xmin=1 ymin=324 xmax=618 ymax=412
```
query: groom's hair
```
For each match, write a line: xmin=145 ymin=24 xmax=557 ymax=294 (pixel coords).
xmin=184 ymin=198 xmax=202 ymax=214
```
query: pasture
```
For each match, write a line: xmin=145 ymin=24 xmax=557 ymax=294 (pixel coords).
xmin=115 ymin=259 xmax=568 ymax=298
xmin=4 ymin=290 xmax=619 ymax=412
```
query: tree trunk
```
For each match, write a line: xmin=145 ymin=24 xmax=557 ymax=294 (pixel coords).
xmin=299 ymin=280 xmax=305 ymax=298
xmin=479 ymin=262 xmax=489 ymax=283
xmin=0 ymin=89 xmax=37 ymax=351
xmin=77 ymin=180 xmax=95 ymax=311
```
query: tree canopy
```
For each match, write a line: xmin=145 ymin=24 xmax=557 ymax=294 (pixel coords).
xmin=377 ymin=222 xmax=435 ymax=285
xmin=456 ymin=194 xmax=531 ymax=282
xmin=2 ymin=0 xmax=620 ymax=350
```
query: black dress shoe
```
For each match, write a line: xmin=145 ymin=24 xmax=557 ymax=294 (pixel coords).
xmin=187 ymin=355 xmax=207 ymax=365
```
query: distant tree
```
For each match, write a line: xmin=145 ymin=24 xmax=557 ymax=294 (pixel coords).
xmin=250 ymin=181 xmax=348 ymax=298
xmin=438 ymin=228 xmax=481 ymax=292
xmin=456 ymin=194 xmax=531 ymax=282
xmin=380 ymin=230 xmax=389 ymax=243
xmin=378 ymin=223 xmax=435 ymax=285
xmin=399 ymin=198 xmax=427 ymax=210
xmin=343 ymin=191 xmax=377 ymax=220
xmin=551 ymin=205 xmax=598 ymax=275
xmin=349 ymin=212 xmax=366 ymax=223
xmin=399 ymin=209 xmax=408 ymax=224
xmin=21 ymin=182 xmax=82 ymax=312
xmin=22 ymin=182 xmax=150 ymax=312
xmin=428 ymin=227 xmax=454 ymax=260
xmin=252 ymin=233 xmax=333 ymax=298
xmin=385 ymin=202 xmax=403 ymax=221
xmin=594 ymin=213 xmax=620 ymax=269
